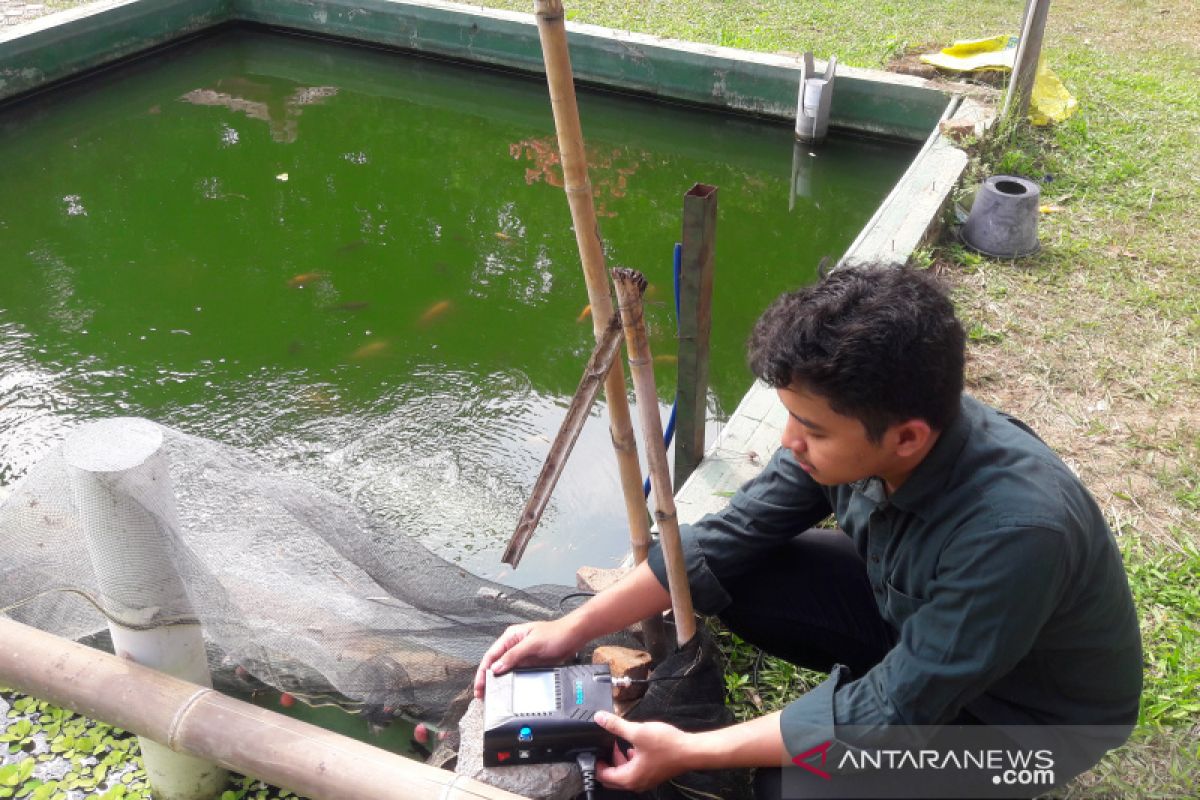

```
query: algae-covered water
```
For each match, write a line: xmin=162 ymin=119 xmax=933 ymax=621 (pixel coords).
xmin=0 ymin=27 xmax=916 ymax=585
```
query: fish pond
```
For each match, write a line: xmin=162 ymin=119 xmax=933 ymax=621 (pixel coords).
xmin=0 ymin=26 xmax=917 ymax=586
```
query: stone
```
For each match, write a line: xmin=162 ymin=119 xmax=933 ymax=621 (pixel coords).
xmin=939 ymin=117 xmax=978 ymax=142
xmin=592 ymin=646 xmax=651 ymax=702
xmin=455 ymin=697 xmax=582 ymax=800
xmin=575 ymin=564 xmax=629 ymax=594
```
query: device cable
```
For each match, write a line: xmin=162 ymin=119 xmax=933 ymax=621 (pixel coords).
xmin=575 ymin=750 xmax=598 ymax=800
xmin=594 ymin=674 xmax=689 ymax=688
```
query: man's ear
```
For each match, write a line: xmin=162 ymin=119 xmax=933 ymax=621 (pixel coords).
xmin=890 ymin=419 xmax=934 ymax=458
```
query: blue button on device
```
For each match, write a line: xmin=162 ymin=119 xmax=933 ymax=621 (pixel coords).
xmin=518 ymin=726 xmax=533 ymax=742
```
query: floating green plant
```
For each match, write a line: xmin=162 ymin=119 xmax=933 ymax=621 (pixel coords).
xmin=0 ymin=688 xmax=302 ymax=800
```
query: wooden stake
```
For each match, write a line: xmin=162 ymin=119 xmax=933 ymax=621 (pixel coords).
xmin=533 ymin=0 xmax=667 ymax=659
xmin=612 ymin=268 xmax=697 ymax=648
xmin=502 ymin=316 xmax=623 ymax=566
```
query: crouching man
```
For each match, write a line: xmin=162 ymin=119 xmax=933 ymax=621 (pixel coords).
xmin=474 ymin=265 xmax=1141 ymax=798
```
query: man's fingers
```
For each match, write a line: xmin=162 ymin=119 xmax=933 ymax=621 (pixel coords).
xmin=473 ymin=624 xmax=530 ymax=698
xmin=593 ymin=710 xmax=637 ymax=741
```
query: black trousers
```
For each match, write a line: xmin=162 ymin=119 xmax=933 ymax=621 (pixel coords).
xmin=718 ymin=528 xmax=898 ymax=678
xmin=718 ymin=530 xmax=898 ymax=800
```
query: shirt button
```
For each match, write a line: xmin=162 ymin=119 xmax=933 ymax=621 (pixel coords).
xmin=870 ymin=555 xmax=880 ymax=563
xmin=873 ymin=584 xmax=883 ymax=594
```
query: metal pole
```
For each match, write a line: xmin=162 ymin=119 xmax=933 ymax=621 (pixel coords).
xmin=0 ymin=617 xmax=527 ymax=800
xmin=1003 ymin=0 xmax=1052 ymax=121
xmin=673 ymin=184 xmax=717 ymax=493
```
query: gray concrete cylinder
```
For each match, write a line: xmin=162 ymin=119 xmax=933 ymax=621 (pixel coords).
xmin=961 ymin=175 xmax=1041 ymax=258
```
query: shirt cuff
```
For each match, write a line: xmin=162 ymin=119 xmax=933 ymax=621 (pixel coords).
xmin=645 ymin=525 xmax=732 ymax=615
xmin=780 ymin=664 xmax=849 ymax=760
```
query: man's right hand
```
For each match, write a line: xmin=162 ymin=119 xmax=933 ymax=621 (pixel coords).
xmin=472 ymin=617 xmax=582 ymax=699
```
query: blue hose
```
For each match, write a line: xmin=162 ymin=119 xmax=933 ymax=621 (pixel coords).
xmin=643 ymin=243 xmax=683 ymax=498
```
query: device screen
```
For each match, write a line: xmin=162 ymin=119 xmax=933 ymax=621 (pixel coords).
xmin=512 ymin=670 xmax=558 ymax=714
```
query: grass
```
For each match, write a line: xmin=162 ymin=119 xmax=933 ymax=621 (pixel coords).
xmin=4 ymin=0 xmax=1199 ymax=796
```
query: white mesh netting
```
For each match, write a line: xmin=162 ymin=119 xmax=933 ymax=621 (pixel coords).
xmin=0 ymin=419 xmax=580 ymax=730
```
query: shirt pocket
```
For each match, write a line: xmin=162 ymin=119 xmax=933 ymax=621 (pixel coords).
xmin=883 ymin=581 xmax=929 ymax=623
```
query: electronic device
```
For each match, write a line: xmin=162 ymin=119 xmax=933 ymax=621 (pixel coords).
xmin=483 ymin=664 xmax=615 ymax=766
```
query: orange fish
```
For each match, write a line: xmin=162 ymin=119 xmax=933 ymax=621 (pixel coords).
xmin=654 ymin=354 xmax=678 ymax=365
xmin=288 ymin=271 xmax=327 ymax=288
xmin=576 ymin=304 xmax=592 ymax=323
xmin=418 ymin=300 xmax=453 ymax=327
xmin=494 ymin=231 xmax=511 ymax=241
xmin=351 ymin=340 xmax=389 ymax=360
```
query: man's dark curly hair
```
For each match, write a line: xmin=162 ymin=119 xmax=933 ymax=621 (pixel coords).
xmin=747 ymin=265 xmax=965 ymax=442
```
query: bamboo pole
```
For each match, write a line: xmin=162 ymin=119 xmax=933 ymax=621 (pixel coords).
xmin=0 ymin=617 xmax=526 ymax=800
xmin=611 ymin=268 xmax=697 ymax=648
xmin=502 ymin=316 xmax=624 ymax=566
xmin=533 ymin=0 xmax=667 ymax=658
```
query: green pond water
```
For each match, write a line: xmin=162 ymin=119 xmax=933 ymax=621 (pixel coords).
xmin=0 ymin=27 xmax=917 ymax=587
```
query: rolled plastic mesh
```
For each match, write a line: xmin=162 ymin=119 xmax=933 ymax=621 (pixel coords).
xmin=0 ymin=421 xmax=576 ymax=728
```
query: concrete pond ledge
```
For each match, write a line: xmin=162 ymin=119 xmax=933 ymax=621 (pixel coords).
xmin=673 ymin=381 xmax=787 ymax=526
xmin=0 ymin=0 xmax=230 ymax=98
xmin=4 ymin=0 xmax=957 ymax=141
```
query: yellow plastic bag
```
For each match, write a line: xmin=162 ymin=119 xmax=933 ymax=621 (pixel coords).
xmin=920 ymin=35 xmax=1078 ymax=125
xmin=1029 ymin=63 xmax=1078 ymax=125
xmin=920 ymin=35 xmax=1017 ymax=72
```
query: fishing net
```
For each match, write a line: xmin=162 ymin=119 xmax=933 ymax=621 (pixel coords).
xmin=0 ymin=418 xmax=578 ymax=731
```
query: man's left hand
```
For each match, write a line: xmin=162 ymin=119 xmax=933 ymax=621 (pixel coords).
xmin=592 ymin=711 xmax=695 ymax=793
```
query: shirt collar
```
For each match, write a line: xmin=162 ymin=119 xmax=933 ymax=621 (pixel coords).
xmin=882 ymin=395 xmax=976 ymax=516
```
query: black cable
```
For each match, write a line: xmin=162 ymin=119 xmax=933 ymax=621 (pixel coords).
xmin=575 ymin=750 xmax=598 ymax=800
xmin=593 ymin=673 xmax=689 ymax=687
xmin=558 ymin=591 xmax=596 ymax=612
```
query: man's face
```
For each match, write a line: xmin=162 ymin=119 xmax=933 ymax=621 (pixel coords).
xmin=776 ymin=384 xmax=895 ymax=487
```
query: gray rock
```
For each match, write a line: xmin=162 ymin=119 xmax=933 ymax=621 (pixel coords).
xmin=455 ymin=698 xmax=582 ymax=800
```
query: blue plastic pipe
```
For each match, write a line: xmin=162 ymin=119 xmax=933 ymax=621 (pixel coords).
xmin=643 ymin=243 xmax=683 ymax=498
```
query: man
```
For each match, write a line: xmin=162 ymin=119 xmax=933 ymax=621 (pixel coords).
xmin=474 ymin=266 xmax=1142 ymax=797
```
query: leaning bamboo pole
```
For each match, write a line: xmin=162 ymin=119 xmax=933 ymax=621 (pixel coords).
xmin=503 ymin=317 xmax=624 ymax=565
xmin=0 ymin=617 xmax=526 ymax=800
xmin=611 ymin=269 xmax=697 ymax=648
xmin=532 ymin=0 xmax=667 ymax=657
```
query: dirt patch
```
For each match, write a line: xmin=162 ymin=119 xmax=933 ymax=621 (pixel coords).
xmin=943 ymin=254 xmax=1197 ymax=553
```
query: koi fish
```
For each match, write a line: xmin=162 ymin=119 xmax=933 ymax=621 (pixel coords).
xmin=288 ymin=271 xmax=327 ymax=288
xmin=418 ymin=299 xmax=453 ymax=327
xmin=653 ymin=354 xmax=678 ymax=365
xmin=325 ymin=301 xmax=370 ymax=312
xmin=576 ymin=304 xmax=592 ymax=323
xmin=336 ymin=239 xmax=367 ymax=254
xmin=351 ymin=340 xmax=389 ymax=360
xmin=494 ymin=231 xmax=511 ymax=241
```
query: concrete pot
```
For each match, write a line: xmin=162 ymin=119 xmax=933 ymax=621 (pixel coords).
xmin=961 ymin=175 xmax=1041 ymax=258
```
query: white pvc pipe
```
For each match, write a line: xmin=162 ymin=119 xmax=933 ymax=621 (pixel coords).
xmin=63 ymin=417 xmax=227 ymax=800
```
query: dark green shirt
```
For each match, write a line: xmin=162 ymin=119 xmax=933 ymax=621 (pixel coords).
xmin=648 ymin=395 xmax=1141 ymax=758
